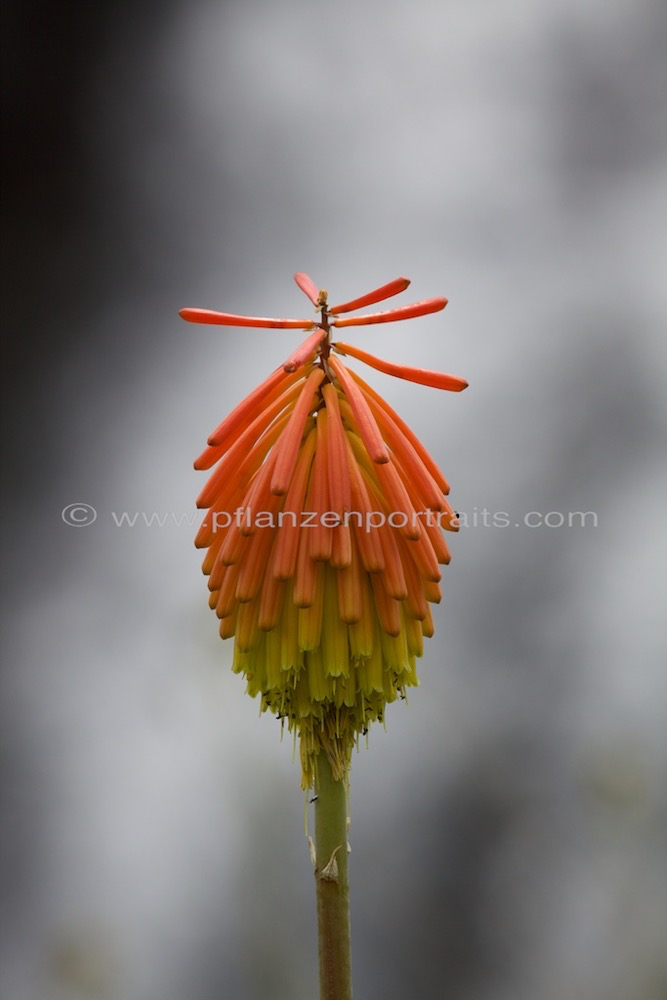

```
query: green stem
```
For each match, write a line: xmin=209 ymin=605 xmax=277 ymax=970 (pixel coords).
xmin=314 ymin=753 xmax=353 ymax=1000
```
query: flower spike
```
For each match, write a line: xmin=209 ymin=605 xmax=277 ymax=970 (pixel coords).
xmin=179 ymin=307 xmax=315 ymax=330
xmin=184 ymin=273 xmax=467 ymax=790
xmin=328 ymin=276 xmax=411 ymax=314
xmin=331 ymin=297 xmax=447 ymax=327
xmin=333 ymin=341 xmax=468 ymax=392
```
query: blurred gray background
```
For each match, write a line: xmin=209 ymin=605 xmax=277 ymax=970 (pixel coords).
xmin=2 ymin=1 xmax=666 ymax=998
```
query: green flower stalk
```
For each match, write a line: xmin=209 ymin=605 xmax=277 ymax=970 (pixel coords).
xmin=182 ymin=273 xmax=467 ymax=999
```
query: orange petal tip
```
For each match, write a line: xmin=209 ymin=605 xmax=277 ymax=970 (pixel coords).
xmin=331 ymin=297 xmax=447 ymax=327
xmin=179 ymin=307 xmax=315 ymax=330
xmin=329 ymin=276 xmax=411 ymax=315
xmin=282 ymin=327 xmax=326 ymax=373
xmin=333 ymin=341 xmax=468 ymax=392
xmin=294 ymin=272 xmax=320 ymax=306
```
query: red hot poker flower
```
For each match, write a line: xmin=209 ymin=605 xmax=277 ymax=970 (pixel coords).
xmin=181 ymin=273 xmax=468 ymax=786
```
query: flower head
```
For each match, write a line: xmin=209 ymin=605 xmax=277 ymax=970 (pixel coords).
xmin=182 ymin=274 xmax=467 ymax=786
